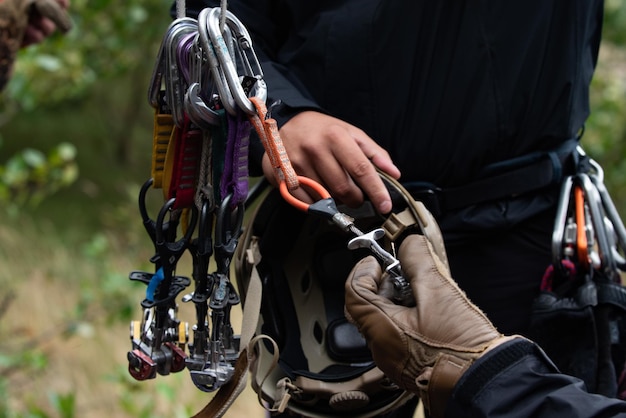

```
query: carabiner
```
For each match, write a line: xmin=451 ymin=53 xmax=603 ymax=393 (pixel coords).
xmin=578 ymin=173 xmax=619 ymax=279
xmin=151 ymin=17 xmax=197 ymax=108
xmin=164 ymin=18 xmax=198 ymax=127
xmin=551 ymin=175 xmax=574 ymax=268
xmin=155 ymin=198 xmax=198 ymax=273
xmin=183 ymin=35 xmax=222 ymax=128
xmin=185 ymin=82 xmax=222 ymax=128
xmin=588 ymin=158 xmax=626 ymax=271
xmin=206 ymin=7 xmax=267 ymax=115
xmin=198 ymin=8 xmax=237 ymax=115
xmin=214 ymin=192 xmax=244 ymax=274
xmin=138 ymin=178 xmax=178 ymax=251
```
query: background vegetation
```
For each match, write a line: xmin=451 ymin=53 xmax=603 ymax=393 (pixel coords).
xmin=0 ymin=1 xmax=625 ymax=417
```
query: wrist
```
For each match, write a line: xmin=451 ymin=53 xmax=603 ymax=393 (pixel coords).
xmin=420 ymin=335 xmax=523 ymax=418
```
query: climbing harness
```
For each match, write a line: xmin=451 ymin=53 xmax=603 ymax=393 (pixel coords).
xmin=126 ymin=2 xmax=448 ymax=417
xmin=529 ymin=146 xmax=626 ymax=398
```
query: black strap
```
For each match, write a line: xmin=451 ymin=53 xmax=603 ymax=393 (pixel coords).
xmin=404 ymin=137 xmax=580 ymax=215
xmin=597 ymin=281 xmax=626 ymax=311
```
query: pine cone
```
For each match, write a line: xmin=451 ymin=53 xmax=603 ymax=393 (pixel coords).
xmin=0 ymin=0 xmax=72 ymax=91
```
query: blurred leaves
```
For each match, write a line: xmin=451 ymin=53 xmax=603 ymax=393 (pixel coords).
xmin=4 ymin=0 xmax=172 ymax=111
xmin=0 ymin=142 xmax=78 ymax=213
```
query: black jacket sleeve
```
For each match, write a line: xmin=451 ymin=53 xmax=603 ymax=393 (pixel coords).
xmin=447 ymin=339 xmax=626 ymax=418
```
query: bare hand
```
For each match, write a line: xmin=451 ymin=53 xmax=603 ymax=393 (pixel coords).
xmin=262 ymin=111 xmax=401 ymax=213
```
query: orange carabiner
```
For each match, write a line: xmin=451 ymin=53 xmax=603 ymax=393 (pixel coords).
xmin=574 ymin=185 xmax=589 ymax=270
xmin=279 ymin=176 xmax=331 ymax=212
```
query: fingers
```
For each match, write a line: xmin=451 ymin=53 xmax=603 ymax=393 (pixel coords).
xmin=320 ymin=127 xmax=399 ymax=213
xmin=271 ymin=111 xmax=401 ymax=213
xmin=22 ymin=17 xmax=55 ymax=46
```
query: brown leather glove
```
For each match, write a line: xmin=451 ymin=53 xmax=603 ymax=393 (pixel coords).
xmin=0 ymin=0 xmax=72 ymax=90
xmin=345 ymin=234 xmax=517 ymax=418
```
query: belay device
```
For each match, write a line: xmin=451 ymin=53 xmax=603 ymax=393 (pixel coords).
xmin=125 ymin=3 xmax=450 ymax=417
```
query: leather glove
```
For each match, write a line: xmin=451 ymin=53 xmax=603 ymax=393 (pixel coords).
xmin=0 ymin=0 xmax=72 ymax=90
xmin=345 ymin=234 xmax=517 ymax=418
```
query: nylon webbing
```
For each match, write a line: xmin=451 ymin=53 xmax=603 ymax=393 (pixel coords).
xmin=248 ymin=97 xmax=299 ymax=190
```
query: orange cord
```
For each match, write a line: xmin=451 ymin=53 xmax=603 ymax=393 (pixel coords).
xmin=279 ymin=177 xmax=331 ymax=212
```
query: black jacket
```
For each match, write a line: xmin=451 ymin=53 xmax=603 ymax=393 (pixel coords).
xmin=449 ymin=338 xmax=626 ymax=417
xmin=181 ymin=0 xmax=602 ymax=190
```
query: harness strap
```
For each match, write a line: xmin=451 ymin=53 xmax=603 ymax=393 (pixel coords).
xmin=405 ymin=137 xmax=580 ymax=215
xmin=597 ymin=282 xmax=626 ymax=311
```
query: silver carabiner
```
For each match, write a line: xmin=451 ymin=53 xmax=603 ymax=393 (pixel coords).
xmin=183 ymin=35 xmax=221 ymax=128
xmin=586 ymin=157 xmax=626 ymax=271
xmin=552 ymin=175 xmax=575 ymax=268
xmin=148 ymin=18 xmax=196 ymax=110
xmin=206 ymin=8 xmax=267 ymax=115
xmin=164 ymin=18 xmax=198 ymax=127
xmin=578 ymin=173 xmax=619 ymax=279
xmin=198 ymin=8 xmax=238 ymax=115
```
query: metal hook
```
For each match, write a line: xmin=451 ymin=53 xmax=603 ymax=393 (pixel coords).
xmin=164 ymin=18 xmax=199 ymax=127
xmin=198 ymin=8 xmax=237 ymax=115
xmin=206 ymin=8 xmax=267 ymax=115
xmin=578 ymin=173 xmax=619 ymax=279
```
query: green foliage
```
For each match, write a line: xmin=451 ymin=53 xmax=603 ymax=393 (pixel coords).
xmin=0 ymin=1 xmax=624 ymax=417
xmin=604 ymin=0 xmax=626 ymax=44
xmin=4 ymin=0 xmax=172 ymax=111
xmin=0 ymin=142 xmax=78 ymax=214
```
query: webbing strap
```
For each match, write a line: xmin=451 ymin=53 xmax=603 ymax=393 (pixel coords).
xmin=248 ymin=97 xmax=299 ymax=190
xmin=442 ymin=157 xmax=562 ymax=210
xmin=597 ymin=282 xmax=626 ymax=311
xmin=240 ymin=238 xmax=263 ymax=349
xmin=151 ymin=109 xmax=174 ymax=189
xmin=220 ymin=109 xmax=251 ymax=206
xmin=211 ymin=111 xmax=228 ymax=204
xmin=162 ymin=116 xmax=203 ymax=209
xmin=405 ymin=137 xmax=580 ymax=214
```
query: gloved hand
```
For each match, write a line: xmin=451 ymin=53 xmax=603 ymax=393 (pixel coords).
xmin=344 ymin=234 xmax=518 ymax=418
